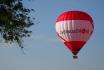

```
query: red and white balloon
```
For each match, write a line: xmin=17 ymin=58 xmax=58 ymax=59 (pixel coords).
xmin=55 ymin=11 xmax=94 ymax=59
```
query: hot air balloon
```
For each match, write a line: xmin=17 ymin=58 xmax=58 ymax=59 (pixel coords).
xmin=55 ymin=11 xmax=94 ymax=59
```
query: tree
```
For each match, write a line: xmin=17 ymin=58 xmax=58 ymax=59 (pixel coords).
xmin=0 ymin=0 xmax=34 ymax=49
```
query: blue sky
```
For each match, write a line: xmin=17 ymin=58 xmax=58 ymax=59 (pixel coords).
xmin=0 ymin=0 xmax=104 ymax=70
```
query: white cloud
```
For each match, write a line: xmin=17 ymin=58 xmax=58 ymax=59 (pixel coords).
xmin=29 ymin=34 xmax=60 ymax=43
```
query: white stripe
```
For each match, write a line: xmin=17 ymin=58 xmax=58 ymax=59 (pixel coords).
xmin=64 ymin=21 xmax=69 ymax=41
xmin=55 ymin=20 xmax=94 ymax=42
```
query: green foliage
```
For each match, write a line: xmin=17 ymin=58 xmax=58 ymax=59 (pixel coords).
xmin=0 ymin=0 xmax=34 ymax=48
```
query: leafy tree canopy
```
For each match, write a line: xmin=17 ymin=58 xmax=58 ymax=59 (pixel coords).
xmin=0 ymin=0 xmax=34 ymax=49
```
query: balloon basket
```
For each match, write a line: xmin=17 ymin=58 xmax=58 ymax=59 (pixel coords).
xmin=73 ymin=55 xmax=78 ymax=59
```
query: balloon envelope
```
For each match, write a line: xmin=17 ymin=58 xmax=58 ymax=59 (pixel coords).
xmin=55 ymin=11 xmax=94 ymax=58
